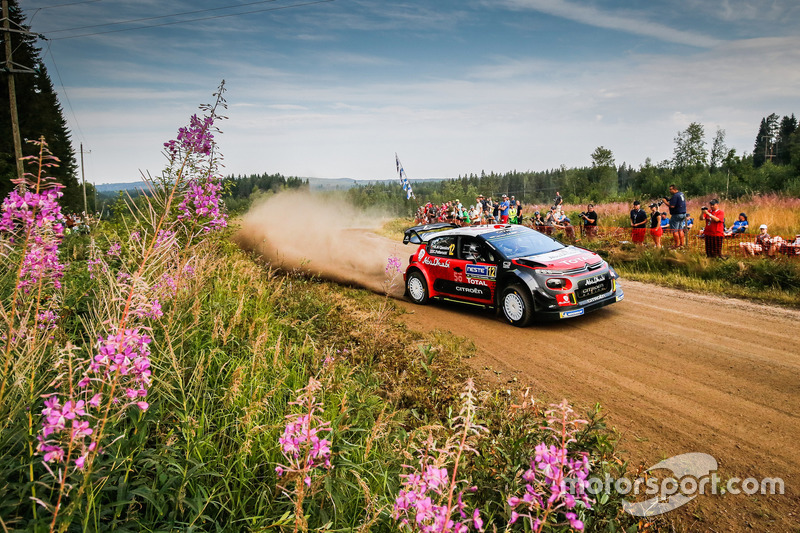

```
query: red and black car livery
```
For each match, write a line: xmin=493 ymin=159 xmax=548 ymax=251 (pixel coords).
xmin=403 ymin=223 xmax=623 ymax=327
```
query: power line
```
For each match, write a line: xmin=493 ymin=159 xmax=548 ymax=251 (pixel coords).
xmin=43 ymin=40 xmax=86 ymax=145
xmin=26 ymin=0 xmax=102 ymax=10
xmin=45 ymin=0 xmax=280 ymax=34
xmin=47 ymin=0 xmax=335 ymax=40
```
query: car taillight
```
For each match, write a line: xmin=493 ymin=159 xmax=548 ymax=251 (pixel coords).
xmin=546 ymin=278 xmax=573 ymax=290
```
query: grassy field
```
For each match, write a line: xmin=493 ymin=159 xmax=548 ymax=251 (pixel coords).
xmin=1 ymin=218 xmax=640 ymax=531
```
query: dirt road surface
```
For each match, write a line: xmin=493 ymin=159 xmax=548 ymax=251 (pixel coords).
xmin=397 ymin=280 xmax=800 ymax=532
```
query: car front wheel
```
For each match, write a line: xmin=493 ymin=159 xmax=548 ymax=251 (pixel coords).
xmin=501 ymin=285 xmax=533 ymax=327
xmin=406 ymin=271 xmax=429 ymax=304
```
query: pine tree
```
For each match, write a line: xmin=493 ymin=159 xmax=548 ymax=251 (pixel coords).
xmin=775 ymin=114 xmax=798 ymax=166
xmin=753 ymin=113 xmax=779 ymax=168
xmin=1 ymin=0 xmax=80 ymax=210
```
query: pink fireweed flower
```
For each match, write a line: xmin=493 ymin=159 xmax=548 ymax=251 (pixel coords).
xmin=89 ymin=328 xmax=152 ymax=408
xmin=106 ymin=242 xmax=121 ymax=257
xmin=385 ymin=254 xmax=401 ymax=275
xmin=177 ymin=175 xmax=227 ymax=232
xmin=275 ymin=378 xmax=332 ymax=482
xmin=0 ymin=149 xmax=66 ymax=294
xmin=506 ymin=401 xmax=593 ymax=532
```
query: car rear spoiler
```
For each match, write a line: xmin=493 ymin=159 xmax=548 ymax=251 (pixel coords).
xmin=403 ymin=222 xmax=458 ymax=244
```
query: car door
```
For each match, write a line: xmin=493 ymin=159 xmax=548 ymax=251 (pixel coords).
xmin=453 ymin=237 xmax=497 ymax=303
xmin=424 ymin=235 xmax=459 ymax=297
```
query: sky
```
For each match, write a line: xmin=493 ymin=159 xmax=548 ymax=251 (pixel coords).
xmin=17 ymin=0 xmax=800 ymax=184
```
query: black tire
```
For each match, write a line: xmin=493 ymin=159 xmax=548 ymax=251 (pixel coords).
xmin=406 ymin=271 xmax=429 ymax=304
xmin=500 ymin=285 xmax=534 ymax=327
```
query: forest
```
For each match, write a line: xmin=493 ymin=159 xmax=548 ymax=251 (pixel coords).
xmin=347 ymin=117 xmax=800 ymax=215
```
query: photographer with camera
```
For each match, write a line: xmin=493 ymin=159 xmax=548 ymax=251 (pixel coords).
xmin=662 ymin=184 xmax=687 ymax=248
xmin=579 ymin=204 xmax=598 ymax=240
xmin=701 ymin=199 xmax=725 ymax=257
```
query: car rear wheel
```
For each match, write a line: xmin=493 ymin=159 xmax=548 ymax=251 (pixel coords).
xmin=501 ymin=285 xmax=533 ymax=327
xmin=406 ymin=271 xmax=429 ymax=304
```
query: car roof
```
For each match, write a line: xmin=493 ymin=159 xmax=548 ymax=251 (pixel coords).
xmin=421 ymin=224 xmax=518 ymax=242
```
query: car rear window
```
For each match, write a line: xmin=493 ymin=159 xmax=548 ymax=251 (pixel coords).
xmin=483 ymin=227 xmax=564 ymax=258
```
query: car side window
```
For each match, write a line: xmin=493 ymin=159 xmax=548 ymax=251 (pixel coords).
xmin=459 ymin=237 xmax=493 ymax=263
xmin=428 ymin=236 xmax=458 ymax=257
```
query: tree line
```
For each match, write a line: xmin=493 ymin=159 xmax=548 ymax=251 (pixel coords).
xmin=347 ymin=118 xmax=800 ymax=216
xmin=1 ymin=0 xmax=82 ymax=212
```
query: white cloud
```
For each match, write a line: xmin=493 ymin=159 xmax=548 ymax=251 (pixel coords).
xmin=498 ymin=0 xmax=722 ymax=48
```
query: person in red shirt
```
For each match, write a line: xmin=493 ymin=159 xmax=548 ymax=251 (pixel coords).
xmin=702 ymin=198 xmax=725 ymax=257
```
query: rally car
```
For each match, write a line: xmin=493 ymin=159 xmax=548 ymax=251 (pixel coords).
xmin=403 ymin=223 xmax=623 ymax=327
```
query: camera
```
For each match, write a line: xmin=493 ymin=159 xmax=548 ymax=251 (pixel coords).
xmin=579 ymin=211 xmax=587 ymax=217
xmin=656 ymin=199 xmax=664 ymax=207
xmin=701 ymin=206 xmax=708 ymax=211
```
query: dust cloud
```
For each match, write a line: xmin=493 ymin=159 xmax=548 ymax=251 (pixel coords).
xmin=233 ymin=190 xmax=408 ymax=295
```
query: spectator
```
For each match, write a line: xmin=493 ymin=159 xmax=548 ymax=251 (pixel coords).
xmin=685 ymin=213 xmax=694 ymax=235
xmin=660 ymin=212 xmax=669 ymax=229
xmin=630 ymin=200 xmax=647 ymax=245
xmin=701 ymin=199 xmax=725 ymax=257
xmin=513 ymin=196 xmax=523 ymax=224
xmin=533 ymin=211 xmax=545 ymax=232
xmin=579 ymin=204 xmax=598 ymax=240
xmin=553 ymin=191 xmax=563 ymax=208
xmin=484 ymin=198 xmax=496 ymax=223
xmin=554 ymin=210 xmax=575 ymax=241
xmin=648 ymin=203 xmax=663 ymax=248
xmin=662 ymin=184 xmax=687 ymax=248
xmin=545 ymin=207 xmax=557 ymax=235
xmin=778 ymin=233 xmax=800 ymax=256
xmin=499 ymin=194 xmax=511 ymax=224
xmin=725 ymin=213 xmax=749 ymax=236
xmin=740 ymin=224 xmax=772 ymax=256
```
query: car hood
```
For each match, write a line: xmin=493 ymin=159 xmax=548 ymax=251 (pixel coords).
xmin=518 ymin=246 xmax=602 ymax=270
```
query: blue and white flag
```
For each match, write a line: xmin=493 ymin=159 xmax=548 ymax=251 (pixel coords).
xmin=395 ymin=153 xmax=416 ymax=200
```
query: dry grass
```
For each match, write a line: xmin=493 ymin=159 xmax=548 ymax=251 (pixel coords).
xmin=526 ymin=194 xmax=800 ymax=237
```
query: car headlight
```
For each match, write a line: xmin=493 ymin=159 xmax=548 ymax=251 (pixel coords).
xmin=546 ymin=278 xmax=573 ymax=290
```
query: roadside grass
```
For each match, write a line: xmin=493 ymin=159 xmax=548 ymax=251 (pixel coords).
xmin=599 ymin=247 xmax=800 ymax=308
xmin=1 ymin=221 xmax=636 ymax=532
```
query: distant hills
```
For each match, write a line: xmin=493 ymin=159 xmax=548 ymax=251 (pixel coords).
xmin=94 ymin=177 xmax=448 ymax=193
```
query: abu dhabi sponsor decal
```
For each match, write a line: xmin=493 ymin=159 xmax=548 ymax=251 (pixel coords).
xmin=422 ymin=256 xmax=451 ymax=268
xmin=559 ymin=308 xmax=585 ymax=319
xmin=465 ymin=264 xmax=497 ymax=279
xmin=583 ymin=275 xmax=605 ymax=286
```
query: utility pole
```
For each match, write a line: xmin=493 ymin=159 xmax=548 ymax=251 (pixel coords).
xmin=80 ymin=143 xmax=89 ymax=214
xmin=2 ymin=0 xmax=26 ymax=182
xmin=761 ymin=135 xmax=775 ymax=163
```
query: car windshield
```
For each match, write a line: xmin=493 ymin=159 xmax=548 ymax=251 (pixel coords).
xmin=483 ymin=226 xmax=564 ymax=259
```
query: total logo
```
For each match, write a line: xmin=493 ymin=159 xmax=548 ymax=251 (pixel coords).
xmin=422 ymin=256 xmax=452 ymax=268
xmin=467 ymin=278 xmax=488 ymax=286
